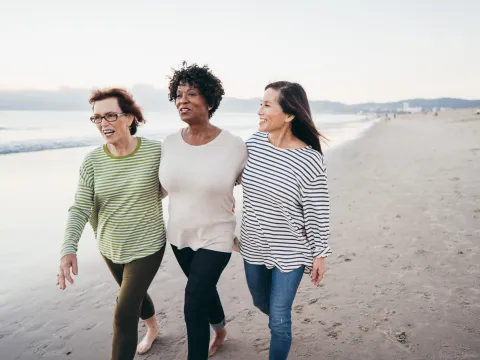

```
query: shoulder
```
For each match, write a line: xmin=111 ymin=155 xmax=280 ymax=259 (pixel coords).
xmin=139 ymin=137 xmax=162 ymax=153
xmin=246 ymin=132 xmax=267 ymax=147
xmin=299 ymin=148 xmax=327 ymax=176
xmin=162 ymin=131 xmax=181 ymax=149
xmin=83 ymin=146 xmax=104 ymax=165
xmin=221 ymin=130 xmax=246 ymax=149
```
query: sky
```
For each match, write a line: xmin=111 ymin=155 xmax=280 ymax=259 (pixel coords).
xmin=0 ymin=0 xmax=479 ymax=103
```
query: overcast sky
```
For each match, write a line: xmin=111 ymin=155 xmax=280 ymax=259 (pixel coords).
xmin=1 ymin=0 xmax=478 ymax=103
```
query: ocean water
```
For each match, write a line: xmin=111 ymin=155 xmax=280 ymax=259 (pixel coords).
xmin=0 ymin=110 xmax=376 ymax=296
xmin=0 ymin=110 xmax=375 ymax=155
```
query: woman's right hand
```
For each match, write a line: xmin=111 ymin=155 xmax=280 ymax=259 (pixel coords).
xmin=57 ymin=254 xmax=78 ymax=290
xmin=232 ymin=237 xmax=240 ymax=253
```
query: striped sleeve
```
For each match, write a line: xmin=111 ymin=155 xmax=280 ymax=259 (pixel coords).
xmin=301 ymin=162 xmax=331 ymax=258
xmin=60 ymin=156 xmax=95 ymax=257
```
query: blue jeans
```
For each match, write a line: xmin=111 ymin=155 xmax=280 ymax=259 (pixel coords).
xmin=244 ymin=261 xmax=304 ymax=360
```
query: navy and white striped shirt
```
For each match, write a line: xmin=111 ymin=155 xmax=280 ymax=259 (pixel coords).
xmin=240 ymin=132 xmax=331 ymax=272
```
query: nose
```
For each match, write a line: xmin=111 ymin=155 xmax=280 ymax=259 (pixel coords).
xmin=100 ymin=117 xmax=110 ymax=127
xmin=257 ymin=106 xmax=263 ymax=116
xmin=177 ymin=93 xmax=188 ymax=106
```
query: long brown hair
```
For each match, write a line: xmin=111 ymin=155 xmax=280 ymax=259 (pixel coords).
xmin=265 ymin=81 xmax=325 ymax=154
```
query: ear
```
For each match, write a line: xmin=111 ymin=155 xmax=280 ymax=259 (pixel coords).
xmin=285 ymin=114 xmax=295 ymax=123
xmin=127 ymin=114 xmax=135 ymax=127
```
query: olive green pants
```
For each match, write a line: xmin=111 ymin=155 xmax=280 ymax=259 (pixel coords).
xmin=103 ymin=245 xmax=165 ymax=360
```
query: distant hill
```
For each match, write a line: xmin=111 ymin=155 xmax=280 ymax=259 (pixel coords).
xmin=1 ymin=86 xmax=479 ymax=113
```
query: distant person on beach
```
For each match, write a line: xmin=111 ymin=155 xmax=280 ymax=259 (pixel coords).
xmin=238 ymin=81 xmax=331 ymax=360
xmin=159 ymin=62 xmax=247 ymax=360
xmin=57 ymin=88 xmax=166 ymax=360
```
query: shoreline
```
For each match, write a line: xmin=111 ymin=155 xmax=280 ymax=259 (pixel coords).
xmin=1 ymin=109 xmax=480 ymax=359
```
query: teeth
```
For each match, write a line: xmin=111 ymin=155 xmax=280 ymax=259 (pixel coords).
xmin=103 ymin=130 xmax=114 ymax=135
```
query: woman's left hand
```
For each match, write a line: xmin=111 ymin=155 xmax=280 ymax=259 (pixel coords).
xmin=311 ymin=257 xmax=326 ymax=286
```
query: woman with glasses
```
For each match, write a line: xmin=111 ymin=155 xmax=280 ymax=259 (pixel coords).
xmin=57 ymin=88 xmax=166 ymax=360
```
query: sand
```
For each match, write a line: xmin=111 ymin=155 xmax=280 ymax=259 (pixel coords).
xmin=1 ymin=109 xmax=479 ymax=360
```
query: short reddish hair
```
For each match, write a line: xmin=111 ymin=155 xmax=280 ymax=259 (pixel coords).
xmin=89 ymin=88 xmax=146 ymax=135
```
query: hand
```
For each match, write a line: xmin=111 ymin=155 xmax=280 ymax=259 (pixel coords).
xmin=232 ymin=237 xmax=240 ymax=253
xmin=57 ymin=254 xmax=78 ymax=290
xmin=311 ymin=257 xmax=325 ymax=286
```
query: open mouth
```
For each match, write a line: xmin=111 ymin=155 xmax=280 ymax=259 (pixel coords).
xmin=259 ymin=118 xmax=267 ymax=123
xmin=103 ymin=129 xmax=115 ymax=137
xmin=179 ymin=108 xmax=191 ymax=114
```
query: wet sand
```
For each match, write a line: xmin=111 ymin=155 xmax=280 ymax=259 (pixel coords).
xmin=1 ymin=109 xmax=480 ymax=359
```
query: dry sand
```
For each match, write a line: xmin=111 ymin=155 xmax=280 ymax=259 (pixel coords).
xmin=1 ymin=109 xmax=479 ymax=360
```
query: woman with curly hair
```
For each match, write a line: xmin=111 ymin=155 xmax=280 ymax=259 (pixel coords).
xmin=57 ymin=88 xmax=167 ymax=359
xmin=159 ymin=62 xmax=247 ymax=360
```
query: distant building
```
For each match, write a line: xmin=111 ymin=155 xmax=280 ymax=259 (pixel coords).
xmin=400 ymin=102 xmax=422 ymax=113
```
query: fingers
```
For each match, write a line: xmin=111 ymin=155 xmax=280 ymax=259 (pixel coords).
xmin=311 ymin=266 xmax=325 ymax=286
xmin=314 ymin=271 xmax=324 ymax=286
xmin=57 ymin=267 xmax=66 ymax=290
xmin=72 ymin=257 xmax=78 ymax=276
xmin=63 ymin=264 xmax=74 ymax=285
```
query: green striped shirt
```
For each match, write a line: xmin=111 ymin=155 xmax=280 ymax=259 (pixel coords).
xmin=61 ymin=137 xmax=166 ymax=264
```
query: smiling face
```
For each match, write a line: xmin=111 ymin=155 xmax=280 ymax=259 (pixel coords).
xmin=92 ymin=97 xmax=133 ymax=144
xmin=258 ymin=88 xmax=293 ymax=133
xmin=175 ymin=83 xmax=211 ymax=124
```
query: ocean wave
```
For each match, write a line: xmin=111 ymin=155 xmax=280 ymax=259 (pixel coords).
xmin=0 ymin=139 xmax=102 ymax=155
xmin=0 ymin=131 xmax=169 ymax=155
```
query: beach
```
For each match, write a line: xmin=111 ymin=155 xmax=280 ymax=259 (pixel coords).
xmin=1 ymin=109 xmax=480 ymax=360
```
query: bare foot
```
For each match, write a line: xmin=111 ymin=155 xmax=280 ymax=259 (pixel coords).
xmin=209 ymin=328 xmax=227 ymax=357
xmin=137 ymin=316 xmax=160 ymax=355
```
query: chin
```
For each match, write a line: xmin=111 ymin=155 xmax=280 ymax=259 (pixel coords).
xmin=103 ymin=136 xmax=117 ymax=144
xmin=258 ymin=124 xmax=268 ymax=132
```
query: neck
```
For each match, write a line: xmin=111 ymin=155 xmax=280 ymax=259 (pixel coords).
xmin=268 ymin=125 xmax=295 ymax=149
xmin=186 ymin=120 xmax=212 ymax=136
xmin=108 ymin=136 xmax=137 ymax=156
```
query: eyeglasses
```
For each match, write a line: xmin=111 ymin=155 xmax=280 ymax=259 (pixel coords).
xmin=90 ymin=113 xmax=126 ymax=124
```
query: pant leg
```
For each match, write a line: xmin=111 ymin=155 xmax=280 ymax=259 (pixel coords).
xmin=268 ymin=266 xmax=304 ymax=360
xmin=103 ymin=254 xmax=157 ymax=321
xmin=108 ymin=246 xmax=165 ymax=360
xmin=243 ymin=261 xmax=272 ymax=315
xmin=171 ymin=245 xmax=227 ymax=331
xmin=183 ymin=248 xmax=231 ymax=360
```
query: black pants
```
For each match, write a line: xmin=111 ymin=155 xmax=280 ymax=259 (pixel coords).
xmin=171 ymin=244 xmax=231 ymax=360
xmin=103 ymin=245 xmax=166 ymax=360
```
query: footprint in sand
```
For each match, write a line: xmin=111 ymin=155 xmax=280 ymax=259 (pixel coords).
xmin=253 ymin=338 xmax=270 ymax=352
xmin=358 ymin=325 xmax=369 ymax=332
xmin=415 ymin=249 xmax=428 ymax=255
xmin=302 ymin=318 xmax=312 ymax=324
xmin=438 ymin=345 xmax=478 ymax=360
xmin=294 ymin=305 xmax=303 ymax=313
xmin=326 ymin=331 xmax=339 ymax=339
xmin=308 ymin=298 xmax=318 ymax=305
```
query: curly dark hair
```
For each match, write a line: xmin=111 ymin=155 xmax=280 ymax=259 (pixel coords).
xmin=167 ymin=61 xmax=225 ymax=119
xmin=89 ymin=88 xmax=145 ymax=135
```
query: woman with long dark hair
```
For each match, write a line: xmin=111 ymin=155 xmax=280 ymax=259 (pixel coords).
xmin=239 ymin=81 xmax=331 ymax=360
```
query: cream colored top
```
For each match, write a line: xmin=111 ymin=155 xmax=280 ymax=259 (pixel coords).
xmin=159 ymin=130 xmax=247 ymax=253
